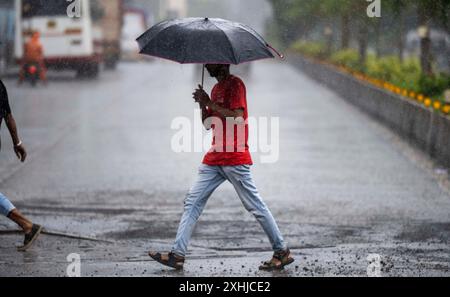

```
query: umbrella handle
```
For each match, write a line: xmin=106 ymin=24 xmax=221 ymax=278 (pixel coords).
xmin=201 ymin=64 xmax=205 ymax=88
xmin=267 ymin=44 xmax=284 ymax=59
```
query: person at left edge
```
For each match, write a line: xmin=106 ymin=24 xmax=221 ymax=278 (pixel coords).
xmin=0 ymin=79 xmax=43 ymax=251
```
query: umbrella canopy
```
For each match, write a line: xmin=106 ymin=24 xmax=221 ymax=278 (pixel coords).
xmin=136 ymin=17 xmax=281 ymax=65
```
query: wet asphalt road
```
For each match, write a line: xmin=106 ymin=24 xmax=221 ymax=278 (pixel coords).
xmin=0 ymin=60 xmax=449 ymax=276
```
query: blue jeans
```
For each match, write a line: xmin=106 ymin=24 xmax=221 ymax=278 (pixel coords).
xmin=171 ymin=164 xmax=287 ymax=257
xmin=0 ymin=192 xmax=15 ymax=217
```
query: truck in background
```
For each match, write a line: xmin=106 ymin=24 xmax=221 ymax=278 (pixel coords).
xmin=0 ymin=1 xmax=15 ymax=75
xmin=121 ymin=8 xmax=147 ymax=61
xmin=95 ymin=0 xmax=123 ymax=70
xmin=15 ymin=0 xmax=101 ymax=78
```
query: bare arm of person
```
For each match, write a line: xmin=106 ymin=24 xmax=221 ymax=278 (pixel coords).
xmin=4 ymin=114 xmax=27 ymax=162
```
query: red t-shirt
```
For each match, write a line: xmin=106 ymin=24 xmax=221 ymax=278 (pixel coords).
xmin=202 ymin=75 xmax=253 ymax=166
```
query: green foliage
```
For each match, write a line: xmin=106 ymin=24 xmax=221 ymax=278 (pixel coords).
xmin=329 ymin=49 xmax=360 ymax=70
xmin=277 ymin=0 xmax=450 ymax=100
xmin=296 ymin=45 xmax=449 ymax=98
xmin=268 ymin=0 xmax=323 ymax=45
xmin=271 ymin=0 xmax=450 ymax=72
xmin=289 ymin=40 xmax=327 ymax=59
xmin=365 ymin=55 xmax=450 ymax=97
xmin=418 ymin=74 xmax=450 ymax=98
xmin=366 ymin=55 xmax=422 ymax=90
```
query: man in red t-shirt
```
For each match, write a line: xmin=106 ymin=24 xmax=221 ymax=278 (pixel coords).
xmin=149 ymin=64 xmax=294 ymax=271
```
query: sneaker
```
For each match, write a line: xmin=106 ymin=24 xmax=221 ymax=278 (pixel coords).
xmin=17 ymin=224 xmax=43 ymax=252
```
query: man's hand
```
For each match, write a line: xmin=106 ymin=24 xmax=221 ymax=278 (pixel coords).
xmin=4 ymin=114 xmax=26 ymax=162
xmin=14 ymin=143 xmax=27 ymax=162
xmin=192 ymin=85 xmax=211 ymax=106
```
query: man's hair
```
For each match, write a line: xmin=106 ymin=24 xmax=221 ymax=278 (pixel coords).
xmin=218 ymin=64 xmax=230 ymax=72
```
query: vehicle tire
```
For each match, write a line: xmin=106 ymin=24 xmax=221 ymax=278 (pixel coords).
xmin=104 ymin=59 xmax=117 ymax=70
xmin=87 ymin=63 xmax=100 ymax=78
xmin=76 ymin=65 xmax=88 ymax=78
xmin=30 ymin=76 xmax=37 ymax=87
xmin=77 ymin=63 xmax=99 ymax=78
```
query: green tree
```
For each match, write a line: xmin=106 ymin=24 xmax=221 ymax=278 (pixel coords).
xmin=385 ymin=0 xmax=408 ymax=61
xmin=318 ymin=0 xmax=354 ymax=49
xmin=269 ymin=0 xmax=450 ymax=75
xmin=413 ymin=0 xmax=450 ymax=75
xmin=269 ymin=0 xmax=323 ymax=45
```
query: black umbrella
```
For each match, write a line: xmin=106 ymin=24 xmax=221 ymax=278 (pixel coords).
xmin=136 ymin=17 xmax=283 ymax=85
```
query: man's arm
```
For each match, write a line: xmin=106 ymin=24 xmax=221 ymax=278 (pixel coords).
xmin=193 ymin=85 xmax=244 ymax=119
xmin=4 ymin=114 xmax=27 ymax=162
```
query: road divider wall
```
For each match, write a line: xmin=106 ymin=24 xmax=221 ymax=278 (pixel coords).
xmin=289 ymin=54 xmax=450 ymax=169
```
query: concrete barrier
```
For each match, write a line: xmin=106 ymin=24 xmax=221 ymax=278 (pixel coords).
xmin=289 ymin=54 xmax=450 ymax=169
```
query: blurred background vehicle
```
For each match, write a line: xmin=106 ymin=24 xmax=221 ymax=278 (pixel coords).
xmin=406 ymin=28 xmax=450 ymax=74
xmin=3 ymin=0 xmax=271 ymax=79
xmin=0 ymin=1 xmax=15 ymax=75
xmin=94 ymin=0 xmax=124 ymax=70
xmin=22 ymin=61 xmax=39 ymax=86
xmin=15 ymin=0 xmax=101 ymax=78
xmin=121 ymin=8 xmax=148 ymax=61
